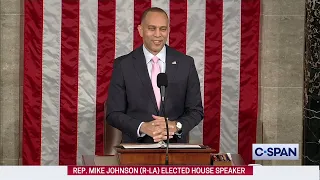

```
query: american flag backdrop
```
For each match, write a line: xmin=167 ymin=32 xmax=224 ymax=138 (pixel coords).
xmin=23 ymin=0 xmax=260 ymax=165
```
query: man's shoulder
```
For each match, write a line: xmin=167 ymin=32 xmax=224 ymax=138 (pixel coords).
xmin=113 ymin=46 xmax=143 ymax=67
xmin=114 ymin=53 xmax=130 ymax=62
xmin=113 ymin=51 xmax=135 ymax=67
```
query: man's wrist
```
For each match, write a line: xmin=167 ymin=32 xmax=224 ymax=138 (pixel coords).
xmin=174 ymin=121 xmax=182 ymax=139
xmin=175 ymin=121 xmax=182 ymax=134
xmin=137 ymin=122 xmax=146 ymax=137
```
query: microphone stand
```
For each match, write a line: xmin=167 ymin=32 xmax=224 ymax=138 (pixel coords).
xmin=160 ymin=91 xmax=169 ymax=165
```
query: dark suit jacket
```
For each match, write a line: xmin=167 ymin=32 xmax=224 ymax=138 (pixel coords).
xmin=106 ymin=45 xmax=204 ymax=143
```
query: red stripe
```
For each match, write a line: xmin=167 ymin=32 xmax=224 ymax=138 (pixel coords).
xmin=22 ymin=0 xmax=43 ymax=165
xmin=96 ymin=0 xmax=116 ymax=156
xmin=203 ymin=0 xmax=223 ymax=152
xmin=59 ymin=0 xmax=80 ymax=165
xmin=133 ymin=0 xmax=151 ymax=49
xmin=169 ymin=0 xmax=187 ymax=54
xmin=238 ymin=0 xmax=260 ymax=164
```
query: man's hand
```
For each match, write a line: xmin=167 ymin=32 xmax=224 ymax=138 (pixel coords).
xmin=151 ymin=115 xmax=177 ymax=142
xmin=140 ymin=115 xmax=177 ymax=142
xmin=139 ymin=121 xmax=163 ymax=138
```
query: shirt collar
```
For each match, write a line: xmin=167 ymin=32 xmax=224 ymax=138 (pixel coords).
xmin=143 ymin=44 xmax=166 ymax=63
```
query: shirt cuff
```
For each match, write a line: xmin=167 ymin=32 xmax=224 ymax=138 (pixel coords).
xmin=137 ymin=122 xmax=146 ymax=137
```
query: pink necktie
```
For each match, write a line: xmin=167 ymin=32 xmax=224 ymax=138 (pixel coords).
xmin=151 ymin=56 xmax=161 ymax=109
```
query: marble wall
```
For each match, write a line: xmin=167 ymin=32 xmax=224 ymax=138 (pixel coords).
xmin=0 ymin=0 xmax=305 ymax=165
xmin=0 ymin=0 xmax=22 ymax=165
xmin=303 ymin=0 xmax=320 ymax=165
xmin=259 ymin=0 xmax=305 ymax=165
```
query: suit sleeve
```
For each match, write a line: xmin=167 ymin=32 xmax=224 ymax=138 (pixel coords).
xmin=105 ymin=59 xmax=142 ymax=139
xmin=177 ymin=57 xmax=204 ymax=136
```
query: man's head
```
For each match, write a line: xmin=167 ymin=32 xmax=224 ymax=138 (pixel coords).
xmin=138 ymin=7 xmax=169 ymax=55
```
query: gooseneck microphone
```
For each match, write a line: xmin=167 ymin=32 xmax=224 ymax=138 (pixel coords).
xmin=157 ymin=73 xmax=169 ymax=165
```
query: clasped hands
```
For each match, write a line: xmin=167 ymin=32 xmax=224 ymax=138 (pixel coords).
xmin=140 ymin=115 xmax=177 ymax=142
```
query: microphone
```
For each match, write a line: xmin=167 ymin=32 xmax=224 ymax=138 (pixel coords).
xmin=157 ymin=73 xmax=169 ymax=165
xmin=157 ymin=73 xmax=168 ymax=102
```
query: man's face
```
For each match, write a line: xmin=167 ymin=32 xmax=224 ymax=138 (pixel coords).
xmin=138 ymin=11 xmax=169 ymax=55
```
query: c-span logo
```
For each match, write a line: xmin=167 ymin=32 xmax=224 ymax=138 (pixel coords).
xmin=252 ymin=144 xmax=299 ymax=160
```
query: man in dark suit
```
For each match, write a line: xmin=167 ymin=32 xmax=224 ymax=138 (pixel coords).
xmin=106 ymin=7 xmax=203 ymax=143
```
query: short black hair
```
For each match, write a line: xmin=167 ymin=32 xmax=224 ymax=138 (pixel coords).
xmin=140 ymin=7 xmax=169 ymax=23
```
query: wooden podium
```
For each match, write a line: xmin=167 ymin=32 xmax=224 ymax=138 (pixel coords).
xmin=82 ymin=144 xmax=245 ymax=166
xmin=115 ymin=144 xmax=215 ymax=165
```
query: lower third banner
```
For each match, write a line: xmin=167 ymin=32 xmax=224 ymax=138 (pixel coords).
xmin=0 ymin=166 xmax=318 ymax=179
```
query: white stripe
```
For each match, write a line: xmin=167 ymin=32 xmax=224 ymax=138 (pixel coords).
xmin=77 ymin=0 xmax=98 ymax=165
xmin=151 ymin=0 xmax=170 ymax=45
xmin=41 ymin=0 xmax=62 ymax=165
xmin=151 ymin=0 xmax=169 ymax=15
xmin=220 ymin=0 xmax=241 ymax=153
xmin=116 ymin=0 xmax=134 ymax=57
xmin=186 ymin=0 xmax=205 ymax=144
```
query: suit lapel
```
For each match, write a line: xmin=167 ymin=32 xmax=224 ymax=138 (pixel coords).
xmin=132 ymin=46 xmax=159 ymax=113
xmin=161 ymin=46 xmax=179 ymax=112
xmin=165 ymin=46 xmax=179 ymax=89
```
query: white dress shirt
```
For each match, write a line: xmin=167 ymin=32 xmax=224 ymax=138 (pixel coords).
xmin=144 ymin=45 xmax=166 ymax=76
xmin=137 ymin=45 xmax=166 ymax=137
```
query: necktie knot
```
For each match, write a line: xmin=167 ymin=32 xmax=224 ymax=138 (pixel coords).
xmin=152 ymin=56 xmax=159 ymax=63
